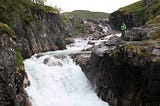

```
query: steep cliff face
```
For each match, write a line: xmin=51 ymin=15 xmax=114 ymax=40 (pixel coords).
xmin=109 ymin=0 xmax=160 ymax=30
xmin=14 ymin=11 xmax=66 ymax=58
xmin=0 ymin=1 xmax=67 ymax=105
xmin=0 ymin=21 xmax=31 ymax=105
xmin=0 ymin=33 xmax=16 ymax=106
xmin=109 ymin=1 xmax=145 ymax=30
xmin=0 ymin=0 xmax=66 ymax=58
xmin=89 ymin=39 xmax=160 ymax=106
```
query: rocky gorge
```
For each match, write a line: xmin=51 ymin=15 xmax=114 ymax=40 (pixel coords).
xmin=0 ymin=0 xmax=66 ymax=105
xmin=72 ymin=0 xmax=160 ymax=106
xmin=0 ymin=0 xmax=160 ymax=106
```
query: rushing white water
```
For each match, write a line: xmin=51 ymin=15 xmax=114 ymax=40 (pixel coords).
xmin=24 ymin=38 xmax=112 ymax=106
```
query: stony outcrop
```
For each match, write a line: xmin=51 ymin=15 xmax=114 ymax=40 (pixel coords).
xmin=14 ymin=11 xmax=66 ymax=58
xmin=109 ymin=0 xmax=160 ymax=30
xmin=0 ymin=33 xmax=16 ymax=106
xmin=71 ymin=52 xmax=94 ymax=83
xmin=65 ymin=37 xmax=74 ymax=44
xmin=0 ymin=1 xmax=67 ymax=106
xmin=0 ymin=32 xmax=30 ymax=106
xmin=82 ymin=37 xmax=160 ymax=106
xmin=124 ymin=24 xmax=160 ymax=41
xmin=109 ymin=10 xmax=145 ymax=30
xmin=142 ymin=0 xmax=153 ymax=6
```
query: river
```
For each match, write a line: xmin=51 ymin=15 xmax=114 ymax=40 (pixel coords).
xmin=24 ymin=36 xmax=119 ymax=106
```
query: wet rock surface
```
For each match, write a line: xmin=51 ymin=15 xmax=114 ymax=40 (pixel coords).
xmin=0 ymin=33 xmax=31 ymax=106
xmin=77 ymin=35 xmax=160 ymax=106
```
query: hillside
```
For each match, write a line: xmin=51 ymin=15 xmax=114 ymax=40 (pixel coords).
xmin=109 ymin=0 xmax=160 ymax=30
xmin=63 ymin=10 xmax=109 ymax=20
xmin=0 ymin=0 xmax=66 ymax=105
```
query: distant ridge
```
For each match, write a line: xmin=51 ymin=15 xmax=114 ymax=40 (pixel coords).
xmin=62 ymin=10 xmax=109 ymax=19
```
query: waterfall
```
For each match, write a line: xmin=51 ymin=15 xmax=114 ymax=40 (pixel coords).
xmin=24 ymin=38 xmax=109 ymax=106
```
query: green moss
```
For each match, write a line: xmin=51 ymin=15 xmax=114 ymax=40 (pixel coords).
xmin=155 ymin=38 xmax=160 ymax=45
xmin=0 ymin=0 xmax=59 ymax=26
xmin=0 ymin=22 xmax=15 ymax=37
xmin=73 ymin=22 xmax=86 ymax=35
xmin=147 ymin=15 xmax=160 ymax=24
xmin=16 ymin=49 xmax=24 ymax=73
xmin=30 ymin=4 xmax=59 ymax=14
xmin=124 ymin=44 xmax=148 ymax=57
xmin=22 ymin=14 xmax=34 ymax=23
xmin=113 ymin=50 xmax=120 ymax=59
xmin=148 ymin=0 xmax=160 ymax=19
xmin=155 ymin=58 xmax=160 ymax=63
xmin=42 ymin=5 xmax=59 ymax=13
xmin=119 ymin=1 xmax=145 ymax=15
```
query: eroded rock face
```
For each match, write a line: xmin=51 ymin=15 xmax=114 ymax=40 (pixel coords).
xmin=142 ymin=0 xmax=153 ymax=6
xmin=124 ymin=24 xmax=160 ymax=41
xmin=0 ymin=33 xmax=16 ymax=106
xmin=89 ymin=40 xmax=160 ymax=106
xmin=109 ymin=10 xmax=145 ymax=30
xmin=14 ymin=12 xmax=66 ymax=58
xmin=0 ymin=33 xmax=31 ymax=106
xmin=0 ymin=7 xmax=66 ymax=106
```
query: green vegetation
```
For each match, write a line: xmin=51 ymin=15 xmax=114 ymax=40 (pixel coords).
xmin=0 ymin=0 xmax=59 ymax=25
xmin=147 ymin=15 xmax=160 ymax=25
xmin=42 ymin=5 xmax=59 ymax=13
xmin=29 ymin=4 xmax=59 ymax=14
xmin=16 ymin=49 xmax=24 ymax=73
xmin=0 ymin=22 xmax=15 ymax=37
xmin=147 ymin=0 xmax=160 ymax=19
xmin=124 ymin=44 xmax=148 ymax=57
xmin=63 ymin=10 xmax=109 ymax=19
xmin=119 ymin=1 xmax=145 ymax=15
xmin=155 ymin=58 xmax=160 ymax=63
xmin=73 ymin=21 xmax=86 ymax=35
xmin=61 ymin=14 xmax=87 ymax=36
xmin=119 ymin=0 xmax=160 ymax=24
xmin=155 ymin=37 xmax=160 ymax=45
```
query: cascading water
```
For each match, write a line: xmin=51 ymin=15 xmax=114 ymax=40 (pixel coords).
xmin=24 ymin=38 xmax=113 ymax=106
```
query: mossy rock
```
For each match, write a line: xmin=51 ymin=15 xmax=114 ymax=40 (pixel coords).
xmin=146 ymin=15 xmax=160 ymax=25
xmin=16 ymin=49 xmax=24 ymax=74
xmin=0 ymin=22 xmax=15 ymax=37
xmin=73 ymin=22 xmax=86 ymax=35
xmin=145 ymin=25 xmax=160 ymax=40
xmin=124 ymin=44 xmax=148 ymax=57
xmin=42 ymin=5 xmax=59 ymax=13
xmin=119 ymin=1 xmax=145 ymax=15
xmin=155 ymin=58 xmax=160 ymax=63
xmin=147 ymin=0 xmax=160 ymax=19
xmin=155 ymin=37 xmax=160 ymax=45
xmin=30 ymin=4 xmax=59 ymax=14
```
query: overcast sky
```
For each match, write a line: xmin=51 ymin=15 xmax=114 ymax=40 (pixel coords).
xmin=45 ymin=0 xmax=140 ymax=13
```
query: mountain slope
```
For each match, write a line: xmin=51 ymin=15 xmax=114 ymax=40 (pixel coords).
xmin=63 ymin=10 xmax=109 ymax=20
xmin=109 ymin=0 xmax=160 ymax=30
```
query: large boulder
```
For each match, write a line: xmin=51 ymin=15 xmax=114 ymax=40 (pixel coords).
xmin=124 ymin=24 xmax=160 ymax=41
xmin=65 ymin=37 xmax=75 ymax=44
xmin=88 ymin=41 xmax=160 ymax=106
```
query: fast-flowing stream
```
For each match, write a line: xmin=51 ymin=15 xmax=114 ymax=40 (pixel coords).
xmin=24 ymin=37 xmax=114 ymax=106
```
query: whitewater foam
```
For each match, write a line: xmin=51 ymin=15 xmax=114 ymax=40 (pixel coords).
xmin=24 ymin=37 xmax=122 ymax=106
